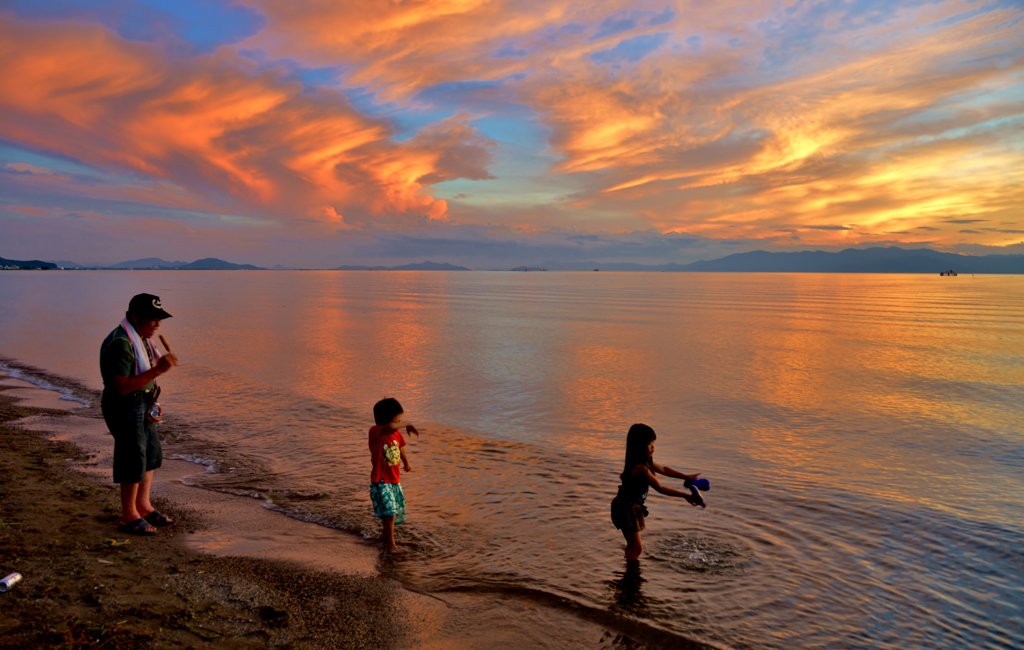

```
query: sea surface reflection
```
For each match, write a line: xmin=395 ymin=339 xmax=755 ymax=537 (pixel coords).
xmin=1 ymin=270 xmax=1022 ymax=649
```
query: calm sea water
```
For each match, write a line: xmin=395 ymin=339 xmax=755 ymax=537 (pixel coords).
xmin=1 ymin=271 xmax=1022 ymax=649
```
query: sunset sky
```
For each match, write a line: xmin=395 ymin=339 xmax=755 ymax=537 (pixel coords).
xmin=1 ymin=0 xmax=1022 ymax=268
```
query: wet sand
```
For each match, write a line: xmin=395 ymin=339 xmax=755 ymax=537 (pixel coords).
xmin=0 ymin=366 xmax=652 ymax=649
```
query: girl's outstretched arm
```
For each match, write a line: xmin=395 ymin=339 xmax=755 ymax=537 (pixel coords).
xmin=650 ymin=460 xmax=699 ymax=481
xmin=640 ymin=467 xmax=702 ymax=506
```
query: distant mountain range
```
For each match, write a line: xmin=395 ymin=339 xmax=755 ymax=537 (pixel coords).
xmin=107 ymin=257 xmax=189 ymax=269
xmin=52 ymin=257 xmax=264 ymax=270
xmin=6 ymin=247 xmax=1022 ymax=273
xmin=539 ymin=247 xmax=1024 ymax=273
xmin=333 ymin=261 xmax=470 ymax=271
xmin=1 ymin=256 xmax=57 ymax=269
xmin=674 ymin=248 xmax=1024 ymax=273
xmin=175 ymin=258 xmax=263 ymax=270
xmin=9 ymin=255 xmax=470 ymax=271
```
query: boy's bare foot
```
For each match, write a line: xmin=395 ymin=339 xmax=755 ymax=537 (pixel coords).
xmin=385 ymin=545 xmax=403 ymax=554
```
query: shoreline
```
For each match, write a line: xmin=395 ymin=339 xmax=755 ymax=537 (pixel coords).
xmin=0 ymin=360 xmax=679 ymax=649
xmin=0 ymin=375 xmax=444 ymax=649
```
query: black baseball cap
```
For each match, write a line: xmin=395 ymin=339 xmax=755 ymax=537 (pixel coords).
xmin=127 ymin=293 xmax=172 ymax=320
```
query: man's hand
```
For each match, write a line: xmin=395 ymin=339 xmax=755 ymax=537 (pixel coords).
xmin=114 ymin=352 xmax=179 ymax=396
xmin=405 ymin=424 xmax=420 ymax=437
xmin=156 ymin=353 xmax=178 ymax=374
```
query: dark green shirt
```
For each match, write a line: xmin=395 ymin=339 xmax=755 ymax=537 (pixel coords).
xmin=100 ymin=325 xmax=155 ymax=394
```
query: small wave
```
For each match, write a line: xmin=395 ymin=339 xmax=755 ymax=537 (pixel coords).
xmin=257 ymin=496 xmax=381 ymax=542
xmin=434 ymin=583 xmax=717 ymax=650
xmin=265 ymin=489 xmax=332 ymax=503
xmin=0 ymin=362 xmax=91 ymax=407
xmin=261 ymin=500 xmax=336 ymax=525
xmin=167 ymin=453 xmax=220 ymax=473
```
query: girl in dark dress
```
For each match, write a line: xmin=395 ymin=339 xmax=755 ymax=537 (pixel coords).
xmin=610 ymin=423 xmax=704 ymax=560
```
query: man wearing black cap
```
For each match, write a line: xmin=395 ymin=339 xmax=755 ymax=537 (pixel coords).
xmin=99 ymin=293 xmax=179 ymax=535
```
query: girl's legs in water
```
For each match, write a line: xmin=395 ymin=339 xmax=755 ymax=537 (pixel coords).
xmin=381 ymin=515 xmax=402 ymax=553
xmin=622 ymin=529 xmax=643 ymax=560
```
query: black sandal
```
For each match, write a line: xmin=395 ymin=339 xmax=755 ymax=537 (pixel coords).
xmin=118 ymin=517 xmax=157 ymax=536
xmin=143 ymin=510 xmax=172 ymax=527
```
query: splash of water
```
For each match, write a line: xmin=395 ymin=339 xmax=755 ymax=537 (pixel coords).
xmin=689 ymin=509 xmax=708 ymax=561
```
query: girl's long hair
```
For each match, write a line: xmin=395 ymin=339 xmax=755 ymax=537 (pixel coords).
xmin=620 ymin=423 xmax=656 ymax=482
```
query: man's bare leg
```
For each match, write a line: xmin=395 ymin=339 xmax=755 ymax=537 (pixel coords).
xmin=135 ymin=470 xmax=155 ymax=517
xmin=119 ymin=481 xmax=156 ymax=533
xmin=120 ymin=482 xmax=140 ymax=523
xmin=135 ymin=469 xmax=172 ymax=525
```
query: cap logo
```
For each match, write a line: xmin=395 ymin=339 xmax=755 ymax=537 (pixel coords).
xmin=152 ymin=298 xmax=162 ymax=309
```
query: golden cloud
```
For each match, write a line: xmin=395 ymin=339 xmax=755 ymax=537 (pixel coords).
xmin=242 ymin=1 xmax=1022 ymax=247
xmin=2 ymin=1 xmax=1020 ymax=252
xmin=0 ymin=16 xmax=495 ymax=227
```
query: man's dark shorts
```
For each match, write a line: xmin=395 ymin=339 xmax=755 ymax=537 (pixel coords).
xmin=101 ymin=392 xmax=162 ymax=484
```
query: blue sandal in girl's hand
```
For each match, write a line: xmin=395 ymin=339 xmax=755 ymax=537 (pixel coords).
xmin=684 ymin=477 xmax=710 ymax=491
xmin=688 ymin=485 xmax=706 ymax=508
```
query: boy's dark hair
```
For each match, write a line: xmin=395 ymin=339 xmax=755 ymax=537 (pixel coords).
xmin=373 ymin=397 xmax=404 ymax=426
xmin=620 ymin=423 xmax=656 ymax=482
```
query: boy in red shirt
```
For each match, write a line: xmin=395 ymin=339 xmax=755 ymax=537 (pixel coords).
xmin=369 ymin=398 xmax=420 ymax=553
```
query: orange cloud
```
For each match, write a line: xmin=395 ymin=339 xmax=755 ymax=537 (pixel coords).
xmin=534 ymin=7 xmax=1023 ymax=247
xmin=0 ymin=16 xmax=495 ymax=227
xmin=10 ymin=205 xmax=50 ymax=217
xmin=2 ymin=1 xmax=1020 ymax=259
xmin=241 ymin=0 xmax=1022 ymax=248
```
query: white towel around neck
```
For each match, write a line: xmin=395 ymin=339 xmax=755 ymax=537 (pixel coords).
xmin=120 ymin=317 xmax=161 ymax=376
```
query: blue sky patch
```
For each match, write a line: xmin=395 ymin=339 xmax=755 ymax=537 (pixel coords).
xmin=591 ymin=6 xmax=676 ymax=41
xmin=494 ymin=41 xmax=529 ymax=58
xmin=591 ymin=32 xmax=671 ymax=65
xmin=10 ymin=0 xmax=265 ymax=53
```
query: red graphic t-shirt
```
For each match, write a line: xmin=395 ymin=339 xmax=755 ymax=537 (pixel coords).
xmin=369 ymin=425 xmax=406 ymax=484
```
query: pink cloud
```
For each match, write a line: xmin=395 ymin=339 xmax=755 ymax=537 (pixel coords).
xmin=0 ymin=16 xmax=495 ymax=228
xmin=10 ymin=205 xmax=51 ymax=217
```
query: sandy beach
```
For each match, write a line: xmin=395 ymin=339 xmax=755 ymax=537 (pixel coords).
xmin=0 ymin=362 xmax=653 ymax=650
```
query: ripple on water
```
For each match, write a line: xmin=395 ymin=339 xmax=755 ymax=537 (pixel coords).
xmin=651 ymin=529 xmax=754 ymax=576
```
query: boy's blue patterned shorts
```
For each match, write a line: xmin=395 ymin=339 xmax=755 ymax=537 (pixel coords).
xmin=370 ymin=481 xmax=406 ymax=523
